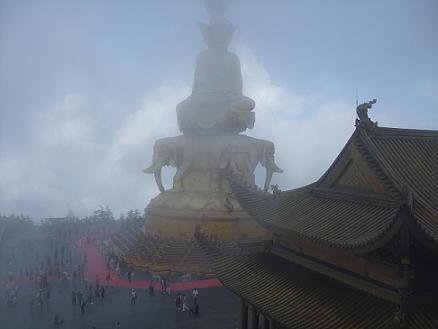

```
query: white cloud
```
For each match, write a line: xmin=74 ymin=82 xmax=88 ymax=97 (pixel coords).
xmin=417 ymin=79 xmax=438 ymax=99
xmin=0 ymin=47 xmax=357 ymax=219
xmin=94 ymin=80 xmax=190 ymax=212
xmin=238 ymin=45 xmax=315 ymax=117
xmin=106 ymin=80 xmax=188 ymax=164
xmin=237 ymin=46 xmax=355 ymax=189
xmin=94 ymin=47 xmax=356 ymax=214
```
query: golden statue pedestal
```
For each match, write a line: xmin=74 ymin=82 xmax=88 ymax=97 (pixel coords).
xmin=141 ymin=188 xmax=269 ymax=275
xmin=145 ymin=190 xmax=269 ymax=240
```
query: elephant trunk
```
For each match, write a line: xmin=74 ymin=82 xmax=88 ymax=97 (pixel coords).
xmin=142 ymin=164 xmax=158 ymax=174
xmin=142 ymin=165 xmax=165 ymax=193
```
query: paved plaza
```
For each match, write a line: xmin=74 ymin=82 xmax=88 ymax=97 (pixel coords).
xmin=1 ymin=283 xmax=240 ymax=329
xmin=0 ymin=224 xmax=241 ymax=329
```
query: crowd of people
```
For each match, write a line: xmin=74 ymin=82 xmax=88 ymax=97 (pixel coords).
xmin=1 ymin=215 xmax=205 ymax=329
xmin=175 ymin=288 xmax=200 ymax=315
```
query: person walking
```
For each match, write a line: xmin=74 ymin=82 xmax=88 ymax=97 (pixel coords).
xmin=71 ymin=291 xmax=76 ymax=305
xmin=105 ymin=272 xmax=111 ymax=287
xmin=87 ymin=291 xmax=93 ymax=304
xmin=193 ymin=303 xmax=200 ymax=316
xmin=175 ymin=293 xmax=181 ymax=311
xmin=148 ymin=279 xmax=154 ymax=296
xmin=192 ymin=288 xmax=199 ymax=305
xmin=130 ymin=288 xmax=137 ymax=305
xmin=37 ymin=290 xmax=44 ymax=312
xmin=46 ymin=285 xmax=51 ymax=303
xmin=100 ymin=286 xmax=105 ymax=301
xmin=72 ymin=270 xmax=77 ymax=288
xmin=94 ymin=286 xmax=100 ymax=303
xmin=80 ymin=299 xmax=86 ymax=314
xmin=28 ymin=289 xmax=34 ymax=311
xmin=182 ymin=294 xmax=189 ymax=312
xmin=77 ymin=291 xmax=83 ymax=306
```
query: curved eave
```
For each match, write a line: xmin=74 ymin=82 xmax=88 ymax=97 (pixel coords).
xmin=407 ymin=199 xmax=438 ymax=254
xmin=408 ymin=217 xmax=438 ymax=255
xmin=230 ymin=179 xmax=403 ymax=255
xmin=195 ymin=238 xmax=396 ymax=329
xmin=197 ymin=231 xmax=438 ymax=329
xmin=196 ymin=242 xmax=293 ymax=329
xmin=251 ymin=207 xmax=403 ymax=255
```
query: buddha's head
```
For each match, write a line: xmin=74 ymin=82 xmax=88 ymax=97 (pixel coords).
xmin=199 ymin=19 xmax=234 ymax=51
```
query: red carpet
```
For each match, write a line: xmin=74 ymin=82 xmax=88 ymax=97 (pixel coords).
xmin=76 ymin=237 xmax=222 ymax=291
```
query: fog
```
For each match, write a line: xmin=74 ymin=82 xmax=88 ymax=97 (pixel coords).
xmin=1 ymin=0 xmax=437 ymax=219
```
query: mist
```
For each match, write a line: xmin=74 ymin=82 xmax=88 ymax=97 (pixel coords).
xmin=1 ymin=2 xmax=438 ymax=329
xmin=1 ymin=0 xmax=437 ymax=219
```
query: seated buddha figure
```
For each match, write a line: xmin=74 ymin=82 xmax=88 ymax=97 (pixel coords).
xmin=177 ymin=19 xmax=255 ymax=134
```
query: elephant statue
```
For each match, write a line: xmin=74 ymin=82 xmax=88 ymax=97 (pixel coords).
xmin=219 ymin=137 xmax=283 ymax=192
xmin=144 ymin=134 xmax=282 ymax=194
xmin=143 ymin=137 xmax=180 ymax=193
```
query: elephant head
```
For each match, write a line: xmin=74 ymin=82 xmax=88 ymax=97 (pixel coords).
xmin=143 ymin=138 xmax=178 ymax=193
xmin=219 ymin=138 xmax=282 ymax=193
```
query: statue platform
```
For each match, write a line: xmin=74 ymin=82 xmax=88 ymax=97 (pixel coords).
xmin=145 ymin=190 xmax=269 ymax=240
xmin=143 ymin=132 xmax=280 ymax=241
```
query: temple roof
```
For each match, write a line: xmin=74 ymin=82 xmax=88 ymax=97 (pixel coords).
xmin=362 ymin=127 xmax=438 ymax=250
xmin=232 ymin=183 xmax=401 ymax=253
xmin=231 ymin=124 xmax=438 ymax=254
xmin=196 ymin=235 xmax=438 ymax=329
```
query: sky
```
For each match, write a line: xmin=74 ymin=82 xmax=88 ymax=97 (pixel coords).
xmin=1 ymin=0 xmax=437 ymax=219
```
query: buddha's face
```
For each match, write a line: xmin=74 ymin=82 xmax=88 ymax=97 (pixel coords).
xmin=200 ymin=20 xmax=234 ymax=51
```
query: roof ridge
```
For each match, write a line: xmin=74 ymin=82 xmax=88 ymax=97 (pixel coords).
xmin=311 ymin=187 xmax=399 ymax=208
xmin=316 ymin=131 xmax=359 ymax=186
xmin=371 ymin=126 xmax=438 ymax=138
xmin=357 ymin=128 xmax=404 ymax=193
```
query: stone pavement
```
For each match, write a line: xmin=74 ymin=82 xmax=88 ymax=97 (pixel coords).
xmin=0 ymin=228 xmax=241 ymax=329
xmin=1 ymin=281 xmax=240 ymax=329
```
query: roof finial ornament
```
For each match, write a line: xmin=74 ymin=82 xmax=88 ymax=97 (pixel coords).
xmin=355 ymin=99 xmax=378 ymax=128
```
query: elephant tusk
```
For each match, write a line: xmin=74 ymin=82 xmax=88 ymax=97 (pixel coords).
xmin=264 ymin=167 xmax=274 ymax=192
xmin=263 ymin=159 xmax=283 ymax=192
xmin=154 ymin=168 xmax=165 ymax=193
